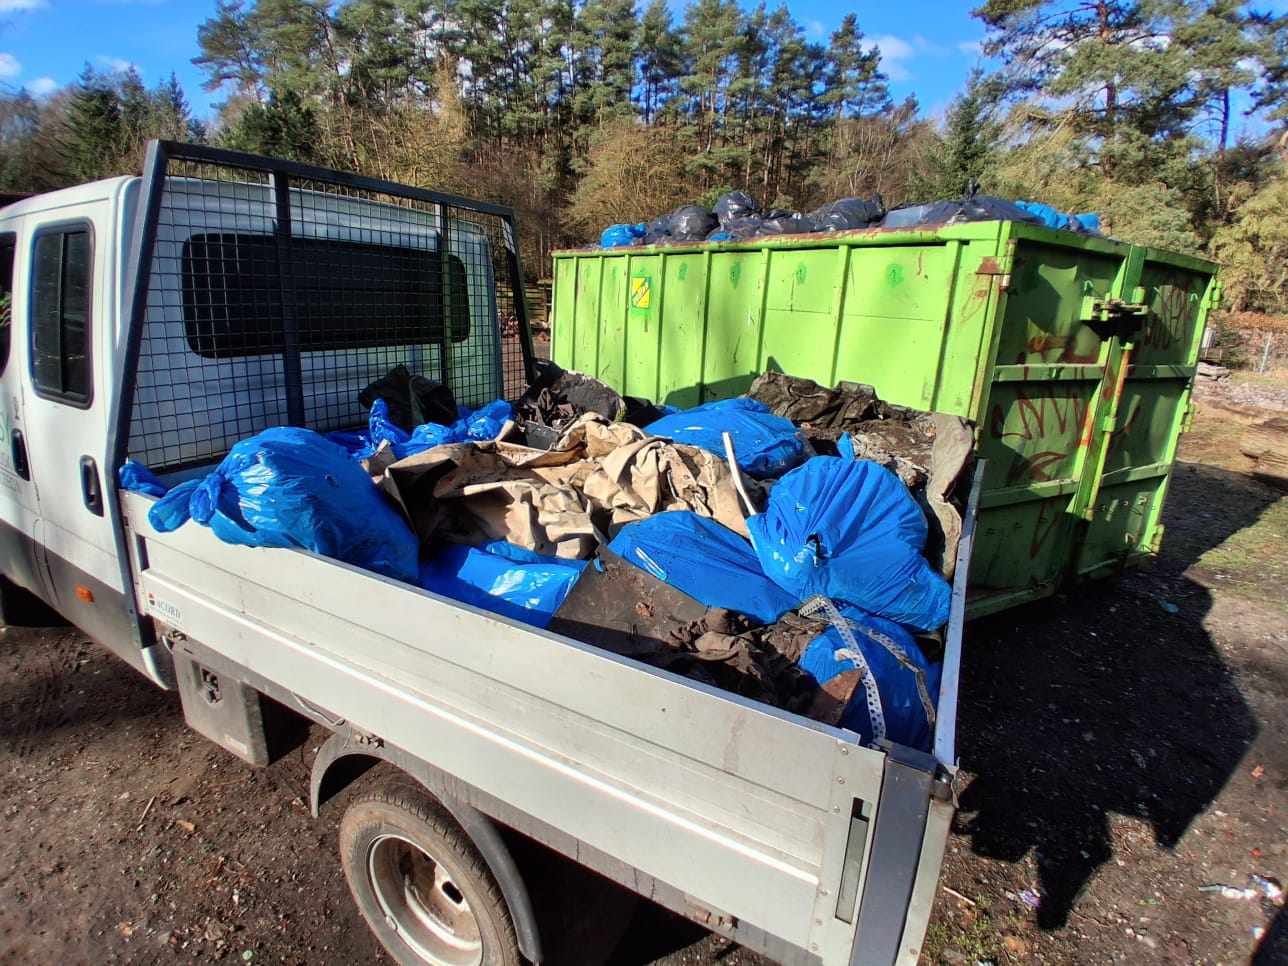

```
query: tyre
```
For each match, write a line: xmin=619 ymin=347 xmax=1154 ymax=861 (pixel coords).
xmin=339 ymin=784 xmax=522 ymax=966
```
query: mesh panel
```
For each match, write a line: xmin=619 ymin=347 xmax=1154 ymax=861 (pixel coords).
xmin=127 ymin=151 xmax=530 ymax=473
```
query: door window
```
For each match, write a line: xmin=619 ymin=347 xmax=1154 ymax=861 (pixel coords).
xmin=30 ymin=226 xmax=92 ymax=405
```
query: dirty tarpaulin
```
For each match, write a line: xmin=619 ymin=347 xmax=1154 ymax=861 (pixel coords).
xmin=748 ymin=370 xmax=884 ymax=429
xmin=747 ymin=371 xmax=973 ymax=577
xmin=374 ymin=413 xmax=755 ymax=559
xmin=548 ymin=551 xmax=824 ymax=714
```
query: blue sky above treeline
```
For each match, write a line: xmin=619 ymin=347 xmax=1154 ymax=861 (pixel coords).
xmin=0 ymin=0 xmax=1280 ymax=143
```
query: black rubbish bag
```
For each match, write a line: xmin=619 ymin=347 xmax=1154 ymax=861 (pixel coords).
xmin=713 ymin=190 xmax=760 ymax=227
xmin=667 ymin=204 xmax=718 ymax=241
xmin=810 ymin=196 xmax=885 ymax=231
xmin=881 ymin=194 xmax=1043 ymax=230
xmin=358 ymin=365 xmax=459 ymax=433
xmin=514 ymin=362 xmax=668 ymax=430
xmin=758 ymin=212 xmax=819 ymax=235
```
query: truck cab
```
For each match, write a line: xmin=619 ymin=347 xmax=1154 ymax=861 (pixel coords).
xmin=0 ymin=176 xmax=149 ymax=673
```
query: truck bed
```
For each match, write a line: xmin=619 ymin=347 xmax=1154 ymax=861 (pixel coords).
xmin=122 ymin=488 xmax=962 ymax=965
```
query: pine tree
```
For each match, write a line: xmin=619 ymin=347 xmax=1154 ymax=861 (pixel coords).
xmin=821 ymin=14 xmax=889 ymax=119
xmin=915 ymin=67 xmax=999 ymax=199
xmin=117 ymin=67 xmax=151 ymax=145
xmin=680 ymin=0 xmax=743 ymax=153
xmin=1248 ymin=11 xmax=1288 ymax=126
xmin=63 ymin=66 xmax=125 ymax=181
xmin=153 ymin=72 xmax=200 ymax=141
xmin=1171 ymin=0 xmax=1269 ymax=154
xmin=194 ymin=0 xmax=266 ymax=97
xmin=974 ymin=0 xmax=1190 ymax=175
xmin=637 ymin=0 xmax=682 ymax=123
xmin=572 ymin=0 xmax=639 ymax=126
xmin=221 ymin=88 xmax=321 ymax=161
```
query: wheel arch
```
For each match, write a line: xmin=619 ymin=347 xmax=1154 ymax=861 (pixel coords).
xmin=311 ymin=729 xmax=543 ymax=965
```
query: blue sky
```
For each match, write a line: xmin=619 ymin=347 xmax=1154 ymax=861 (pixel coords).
xmin=0 ymin=0 xmax=1275 ymax=143
xmin=0 ymin=0 xmax=992 ymax=120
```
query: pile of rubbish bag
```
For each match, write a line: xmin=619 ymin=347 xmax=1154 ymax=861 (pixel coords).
xmin=597 ymin=185 xmax=1099 ymax=248
xmin=119 ymin=363 xmax=973 ymax=751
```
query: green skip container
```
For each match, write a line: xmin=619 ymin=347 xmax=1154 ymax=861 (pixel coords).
xmin=550 ymin=221 xmax=1220 ymax=617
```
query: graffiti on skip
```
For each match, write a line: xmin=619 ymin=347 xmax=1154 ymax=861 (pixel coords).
xmin=1020 ymin=333 xmax=1100 ymax=365
xmin=1139 ymin=275 xmax=1194 ymax=352
xmin=990 ymin=388 xmax=1092 ymax=447
xmin=992 ymin=381 xmax=1143 ymax=513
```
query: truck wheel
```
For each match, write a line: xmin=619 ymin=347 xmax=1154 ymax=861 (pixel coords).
xmin=339 ymin=784 xmax=522 ymax=966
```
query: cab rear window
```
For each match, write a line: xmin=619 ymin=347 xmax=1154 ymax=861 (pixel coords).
xmin=181 ymin=232 xmax=471 ymax=359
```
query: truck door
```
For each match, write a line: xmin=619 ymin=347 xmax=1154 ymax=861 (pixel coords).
xmin=21 ymin=209 xmax=137 ymax=661
xmin=0 ymin=229 xmax=47 ymax=600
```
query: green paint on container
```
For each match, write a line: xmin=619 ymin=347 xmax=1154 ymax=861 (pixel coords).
xmin=551 ymin=222 xmax=1218 ymax=618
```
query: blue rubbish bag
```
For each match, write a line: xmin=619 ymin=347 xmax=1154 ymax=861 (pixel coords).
xmin=330 ymin=398 xmax=514 ymax=462
xmin=600 ymin=223 xmax=646 ymax=248
xmin=148 ymin=427 xmax=420 ymax=583
xmin=644 ymin=397 xmax=808 ymax=478
xmin=118 ymin=460 xmax=168 ymax=497
xmin=607 ymin=511 xmax=797 ymax=624
xmin=1014 ymin=200 xmax=1102 ymax=235
xmin=747 ymin=457 xmax=950 ymax=631
xmin=418 ymin=540 xmax=586 ymax=628
xmin=798 ymin=605 xmax=940 ymax=750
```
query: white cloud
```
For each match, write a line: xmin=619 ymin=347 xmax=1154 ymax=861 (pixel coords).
xmin=806 ymin=19 xmax=825 ymax=40
xmin=0 ymin=0 xmax=46 ymax=11
xmin=910 ymin=35 xmax=947 ymax=57
xmin=866 ymin=33 xmax=955 ymax=81
xmin=0 ymin=53 xmax=19 ymax=78
xmin=958 ymin=40 xmax=984 ymax=57
xmin=95 ymin=55 xmax=138 ymax=75
xmin=25 ymin=76 xmax=57 ymax=96
xmin=869 ymin=35 xmax=915 ymax=81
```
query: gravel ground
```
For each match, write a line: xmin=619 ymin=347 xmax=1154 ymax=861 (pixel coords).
xmin=1 ymin=401 xmax=1285 ymax=965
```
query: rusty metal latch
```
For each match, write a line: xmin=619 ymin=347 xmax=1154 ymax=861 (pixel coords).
xmin=974 ymin=240 xmax=1017 ymax=290
xmin=1080 ymin=292 xmax=1149 ymax=324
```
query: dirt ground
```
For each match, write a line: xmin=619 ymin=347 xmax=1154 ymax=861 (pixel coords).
xmin=1 ymin=395 xmax=1286 ymax=965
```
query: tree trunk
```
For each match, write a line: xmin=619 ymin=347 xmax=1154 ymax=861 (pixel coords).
xmin=1218 ymin=86 xmax=1230 ymax=156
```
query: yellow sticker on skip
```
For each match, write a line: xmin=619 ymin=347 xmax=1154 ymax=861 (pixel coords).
xmin=630 ymin=275 xmax=651 ymax=309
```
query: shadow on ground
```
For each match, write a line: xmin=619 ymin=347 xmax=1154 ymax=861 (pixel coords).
xmin=954 ymin=458 xmax=1279 ymax=930
xmin=0 ymin=626 xmax=173 ymax=743
xmin=1254 ymin=904 xmax=1288 ymax=963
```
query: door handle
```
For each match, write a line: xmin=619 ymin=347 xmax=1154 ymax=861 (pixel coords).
xmin=9 ymin=428 xmax=28 ymax=481
xmin=80 ymin=455 xmax=103 ymax=516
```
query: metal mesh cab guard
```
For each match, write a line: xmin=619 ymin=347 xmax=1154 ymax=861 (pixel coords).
xmin=118 ymin=141 xmax=535 ymax=474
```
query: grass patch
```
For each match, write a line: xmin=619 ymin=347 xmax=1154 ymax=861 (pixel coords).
xmin=1230 ymin=367 xmax=1288 ymax=387
xmin=923 ymin=911 xmax=999 ymax=963
xmin=1195 ymin=494 xmax=1288 ymax=606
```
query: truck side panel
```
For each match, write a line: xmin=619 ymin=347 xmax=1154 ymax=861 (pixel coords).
xmin=124 ymin=490 xmax=888 ymax=963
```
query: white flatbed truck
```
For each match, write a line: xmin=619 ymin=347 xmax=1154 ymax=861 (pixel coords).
xmin=0 ymin=141 xmax=977 ymax=966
